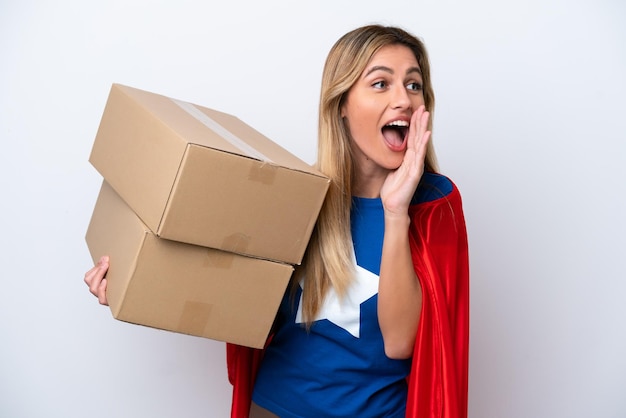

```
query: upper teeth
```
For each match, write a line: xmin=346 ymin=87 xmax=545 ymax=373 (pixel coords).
xmin=386 ymin=120 xmax=409 ymax=127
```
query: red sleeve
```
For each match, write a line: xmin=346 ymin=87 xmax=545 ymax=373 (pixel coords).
xmin=405 ymin=183 xmax=470 ymax=418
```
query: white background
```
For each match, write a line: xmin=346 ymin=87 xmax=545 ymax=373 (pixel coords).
xmin=1 ymin=0 xmax=625 ymax=417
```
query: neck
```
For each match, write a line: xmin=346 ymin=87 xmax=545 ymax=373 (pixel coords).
xmin=352 ymin=165 xmax=388 ymax=198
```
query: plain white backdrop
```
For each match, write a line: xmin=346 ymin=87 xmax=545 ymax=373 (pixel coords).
xmin=1 ymin=0 xmax=624 ymax=417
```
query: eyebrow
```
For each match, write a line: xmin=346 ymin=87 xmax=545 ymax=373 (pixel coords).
xmin=365 ymin=65 xmax=422 ymax=77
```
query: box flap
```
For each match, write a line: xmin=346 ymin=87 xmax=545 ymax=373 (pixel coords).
xmin=114 ymin=83 xmax=327 ymax=178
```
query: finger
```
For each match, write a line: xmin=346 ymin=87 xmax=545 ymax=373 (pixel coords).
xmin=416 ymin=130 xmax=431 ymax=161
xmin=407 ymin=106 xmax=421 ymax=149
xmin=414 ymin=106 xmax=428 ymax=141
xmin=84 ymin=265 xmax=102 ymax=288
xmin=83 ymin=266 xmax=97 ymax=286
xmin=407 ymin=108 xmax=429 ymax=165
xmin=419 ymin=107 xmax=430 ymax=139
xmin=409 ymin=105 xmax=427 ymax=151
xmin=97 ymin=278 xmax=109 ymax=306
xmin=84 ymin=256 xmax=108 ymax=285
xmin=85 ymin=256 xmax=109 ymax=296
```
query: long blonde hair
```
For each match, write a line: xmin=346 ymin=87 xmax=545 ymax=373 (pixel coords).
xmin=296 ymin=24 xmax=438 ymax=325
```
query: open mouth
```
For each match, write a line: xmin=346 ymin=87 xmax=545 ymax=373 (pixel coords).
xmin=382 ymin=120 xmax=409 ymax=151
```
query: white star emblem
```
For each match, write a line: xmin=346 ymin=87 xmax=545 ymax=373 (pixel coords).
xmin=295 ymin=253 xmax=379 ymax=338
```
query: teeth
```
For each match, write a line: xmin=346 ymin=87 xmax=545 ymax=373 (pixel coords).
xmin=386 ymin=120 xmax=409 ymax=127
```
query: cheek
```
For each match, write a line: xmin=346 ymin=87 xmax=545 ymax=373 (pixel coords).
xmin=347 ymin=118 xmax=375 ymax=144
xmin=412 ymin=95 xmax=425 ymax=108
xmin=346 ymin=104 xmax=378 ymax=136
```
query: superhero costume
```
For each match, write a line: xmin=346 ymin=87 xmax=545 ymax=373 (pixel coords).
xmin=226 ymin=174 xmax=469 ymax=418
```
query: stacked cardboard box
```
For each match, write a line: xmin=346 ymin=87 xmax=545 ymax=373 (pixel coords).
xmin=85 ymin=84 xmax=329 ymax=348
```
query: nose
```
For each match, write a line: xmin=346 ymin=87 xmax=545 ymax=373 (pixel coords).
xmin=390 ymin=85 xmax=411 ymax=110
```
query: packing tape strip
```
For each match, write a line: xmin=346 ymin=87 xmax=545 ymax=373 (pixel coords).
xmin=222 ymin=233 xmax=251 ymax=255
xmin=248 ymin=162 xmax=276 ymax=185
xmin=178 ymin=301 xmax=213 ymax=336
xmin=171 ymin=99 xmax=273 ymax=163
xmin=203 ymin=249 xmax=235 ymax=269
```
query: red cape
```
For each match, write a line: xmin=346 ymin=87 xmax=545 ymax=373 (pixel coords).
xmin=226 ymin=182 xmax=469 ymax=418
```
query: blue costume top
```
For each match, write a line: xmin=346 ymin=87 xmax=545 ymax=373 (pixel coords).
xmin=251 ymin=173 xmax=453 ymax=417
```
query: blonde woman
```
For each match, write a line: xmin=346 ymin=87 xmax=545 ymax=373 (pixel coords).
xmin=85 ymin=23 xmax=469 ymax=418
xmin=228 ymin=24 xmax=469 ymax=418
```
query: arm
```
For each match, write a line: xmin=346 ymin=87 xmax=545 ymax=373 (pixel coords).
xmin=378 ymin=212 xmax=422 ymax=359
xmin=378 ymin=106 xmax=430 ymax=359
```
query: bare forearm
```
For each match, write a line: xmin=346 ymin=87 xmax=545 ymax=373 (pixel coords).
xmin=378 ymin=214 xmax=422 ymax=359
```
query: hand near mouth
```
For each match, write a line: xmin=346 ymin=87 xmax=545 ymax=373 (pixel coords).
xmin=380 ymin=105 xmax=431 ymax=219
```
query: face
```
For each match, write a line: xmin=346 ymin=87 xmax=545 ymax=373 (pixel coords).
xmin=341 ymin=44 xmax=425 ymax=176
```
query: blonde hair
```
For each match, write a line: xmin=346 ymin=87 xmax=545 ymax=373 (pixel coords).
xmin=296 ymin=24 xmax=439 ymax=325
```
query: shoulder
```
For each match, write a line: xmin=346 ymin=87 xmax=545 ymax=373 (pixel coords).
xmin=410 ymin=172 xmax=457 ymax=205
xmin=408 ymin=172 xmax=468 ymax=245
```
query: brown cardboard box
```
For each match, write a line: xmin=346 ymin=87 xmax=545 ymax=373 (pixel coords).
xmin=89 ymin=83 xmax=329 ymax=265
xmin=85 ymin=181 xmax=293 ymax=349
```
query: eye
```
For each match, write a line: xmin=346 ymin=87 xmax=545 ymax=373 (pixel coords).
xmin=407 ymin=82 xmax=423 ymax=92
xmin=372 ymin=80 xmax=387 ymax=89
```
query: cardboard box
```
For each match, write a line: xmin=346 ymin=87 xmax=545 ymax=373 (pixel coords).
xmin=85 ymin=181 xmax=293 ymax=349
xmin=89 ymin=83 xmax=329 ymax=265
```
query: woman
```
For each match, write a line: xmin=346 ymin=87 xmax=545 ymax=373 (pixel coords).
xmin=227 ymin=25 xmax=469 ymax=418
xmin=85 ymin=24 xmax=469 ymax=418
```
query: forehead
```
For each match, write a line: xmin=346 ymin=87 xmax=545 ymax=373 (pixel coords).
xmin=365 ymin=44 xmax=420 ymax=71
